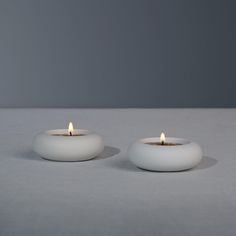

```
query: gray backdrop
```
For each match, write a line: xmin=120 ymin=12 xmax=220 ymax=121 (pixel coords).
xmin=0 ymin=0 xmax=235 ymax=108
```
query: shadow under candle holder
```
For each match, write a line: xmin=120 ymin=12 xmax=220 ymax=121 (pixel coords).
xmin=93 ymin=146 xmax=120 ymax=160
xmin=105 ymin=156 xmax=144 ymax=172
xmin=106 ymin=156 xmax=218 ymax=173
xmin=13 ymin=149 xmax=44 ymax=162
xmin=191 ymin=156 xmax=218 ymax=171
xmin=13 ymin=146 xmax=120 ymax=162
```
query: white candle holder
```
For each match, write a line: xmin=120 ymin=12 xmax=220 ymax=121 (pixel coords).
xmin=33 ymin=129 xmax=104 ymax=162
xmin=128 ymin=137 xmax=202 ymax=171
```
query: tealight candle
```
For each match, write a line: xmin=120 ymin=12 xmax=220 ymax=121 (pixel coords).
xmin=33 ymin=122 xmax=104 ymax=161
xmin=128 ymin=132 xmax=202 ymax=171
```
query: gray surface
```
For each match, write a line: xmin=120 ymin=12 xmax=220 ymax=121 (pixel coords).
xmin=0 ymin=0 xmax=236 ymax=108
xmin=0 ymin=108 xmax=236 ymax=236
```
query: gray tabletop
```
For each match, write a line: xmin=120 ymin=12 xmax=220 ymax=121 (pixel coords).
xmin=0 ymin=109 xmax=235 ymax=236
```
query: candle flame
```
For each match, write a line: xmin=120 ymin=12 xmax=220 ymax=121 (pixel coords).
xmin=68 ymin=122 xmax=74 ymax=136
xmin=160 ymin=132 xmax=165 ymax=144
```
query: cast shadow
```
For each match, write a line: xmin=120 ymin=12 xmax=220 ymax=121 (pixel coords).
xmin=105 ymin=156 xmax=217 ymax=173
xmin=191 ymin=156 xmax=218 ymax=171
xmin=105 ymin=157 xmax=144 ymax=172
xmin=94 ymin=146 xmax=120 ymax=160
xmin=13 ymin=146 xmax=120 ymax=162
xmin=13 ymin=150 xmax=44 ymax=162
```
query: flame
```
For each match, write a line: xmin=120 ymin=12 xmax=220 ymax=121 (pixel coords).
xmin=68 ymin=122 xmax=74 ymax=136
xmin=160 ymin=132 xmax=165 ymax=144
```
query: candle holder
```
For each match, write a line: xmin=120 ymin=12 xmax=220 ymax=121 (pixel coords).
xmin=128 ymin=134 xmax=202 ymax=172
xmin=33 ymin=123 xmax=104 ymax=161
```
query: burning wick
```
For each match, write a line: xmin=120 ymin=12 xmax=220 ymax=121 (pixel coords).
xmin=68 ymin=122 xmax=74 ymax=136
xmin=160 ymin=132 xmax=165 ymax=145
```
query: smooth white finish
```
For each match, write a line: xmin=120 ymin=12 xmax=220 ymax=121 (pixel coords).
xmin=128 ymin=137 xmax=202 ymax=171
xmin=33 ymin=129 xmax=104 ymax=161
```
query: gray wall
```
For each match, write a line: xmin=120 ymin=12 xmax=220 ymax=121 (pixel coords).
xmin=0 ymin=0 xmax=235 ymax=108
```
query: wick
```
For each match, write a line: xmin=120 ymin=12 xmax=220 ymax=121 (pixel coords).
xmin=69 ymin=132 xmax=72 ymax=136
xmin=161 ymin=141 xmax=164 ymax=145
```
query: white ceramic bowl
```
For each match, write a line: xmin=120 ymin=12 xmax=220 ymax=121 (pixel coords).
xmin=33 ymin=129 xmax=104 ymax=161
xmin=128 ymin=137 xmax=202 ymax=171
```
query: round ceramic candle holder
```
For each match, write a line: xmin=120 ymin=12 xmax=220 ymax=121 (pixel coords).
xmin=33 ymin=129 xmax=104 ymax=161
xmin=127 ymin=137 xmax=202 ymax=171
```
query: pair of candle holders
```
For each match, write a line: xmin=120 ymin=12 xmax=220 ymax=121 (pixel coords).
xmin=33 ymin=124 xmax=202 ymax=172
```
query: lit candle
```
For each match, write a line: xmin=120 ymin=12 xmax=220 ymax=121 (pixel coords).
xmin=68 ymin=122 xmax=73 ymax=136
xmin=33 ymin=122 xmax=104 ymax=161
xmin=128 ymin=132 xmax=202 ymax=171
xmin=160 ymin=132 xmax=165 ymax=145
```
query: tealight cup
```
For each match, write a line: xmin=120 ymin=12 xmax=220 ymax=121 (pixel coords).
xmin=33 ymin=129 xmax=104 ymax=161
xmin=128 ymin=136 xmax=202 ymax=171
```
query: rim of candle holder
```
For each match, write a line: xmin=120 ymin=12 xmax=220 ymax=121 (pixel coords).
xmin=45 ymin=129 xmax=91 ymax=136
xmin=141 ymin=137 xmax=191 ymax=147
